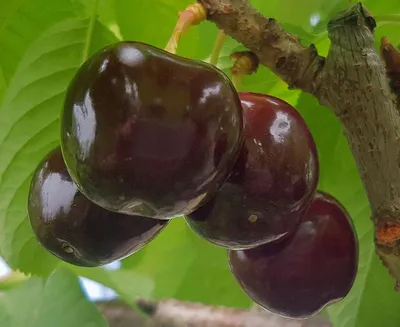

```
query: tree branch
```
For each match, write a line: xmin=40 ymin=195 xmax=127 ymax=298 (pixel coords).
xmin=97 ymin=301 xmax=148 ymax=327
xmin=98 ymin=299 xmax=331 ymax=327
xmin=319 ymin=5 xmax=400 ymax=215
xmin=198 ymin=0 xmax=325 ymax=94
xmin=197 ymin=1 xmax=400 ymax=287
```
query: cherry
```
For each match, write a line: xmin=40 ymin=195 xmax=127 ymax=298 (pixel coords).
xmin=60 ymin=41 xmax=243 ymax=220
xmin=228 ymin=191 xmax=358 ymax=318
xmin=185 ymin=92 xmax=319 ymax=249
xmin=28 ymin=147 xmax=169 ymax=267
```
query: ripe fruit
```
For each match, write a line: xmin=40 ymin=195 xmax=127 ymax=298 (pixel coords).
xmin=185 ymin=92 xmax=319 ymax=249
xmin=228 ymin=191 xmax=358 ymax=318
xmin=60 ymin=41 xmax=243 ymax=219
xmin=28 ymin=147 xmax=169 ymax=267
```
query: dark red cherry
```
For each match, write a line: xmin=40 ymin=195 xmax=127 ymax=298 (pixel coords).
xmin=60 ymin=41 xmax=243 ymax=219
xmin=185 ymin=92 xmax=319 ymax=249
xmin=28 ymin=147 xmax=169 ymax=267
xmin=228 ymin=191 xmax=358 ymax=318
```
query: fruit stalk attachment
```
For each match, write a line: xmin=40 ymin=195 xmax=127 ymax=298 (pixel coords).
xmin=164 ymin=3 xmax=207 ymax=54
xmin=380 ymin=36 xmax=400 ymax=101
xmin=230 ymin=51 xmax=259 ymax=90
xmin=210 ymin=30 xmax=227 ymax=66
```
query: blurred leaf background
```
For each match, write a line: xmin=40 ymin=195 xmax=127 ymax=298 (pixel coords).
xmin=0 ymin=0 xmax=399 ymax=326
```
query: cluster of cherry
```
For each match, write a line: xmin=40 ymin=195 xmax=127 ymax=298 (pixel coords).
xmin=27 ymin=41 xmax=357 ymax=319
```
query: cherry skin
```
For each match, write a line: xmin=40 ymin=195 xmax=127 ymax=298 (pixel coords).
xmin=28 ymin=147 xmax=169 ymax=267
xmin=60 ymin=41 xmax=243 ymax=219
xmin=185 ymin=92 xmax=319 ymax=249
xmin=228 ymin=191 xmax=358 ymax=318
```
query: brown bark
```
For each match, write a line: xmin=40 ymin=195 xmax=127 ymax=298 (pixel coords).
xmin=196 ymin=0 xmax=400 ymax=288
xmin=98 ymin=299 xmax=331 ymax=327
xmin=97 ymin=301 xmax=148 ymax=327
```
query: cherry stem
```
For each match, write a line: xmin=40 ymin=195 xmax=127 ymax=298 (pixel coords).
xmin=210 ymin=30 xmax=227 ymax=66
xmin=164 ymin=3 xmax=207 ymax=54
xmin=231 ymin=73 xmax=243 ymax=91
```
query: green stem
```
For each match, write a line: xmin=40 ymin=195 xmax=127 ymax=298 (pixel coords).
xmin=164 ymin=15 xmax=192 ymax=54
xmin=164 ymin=3 xmax=207 ymax=54
xmin=231 ymin=73 xmax=243 ymax=91
xmin=209 ymin=30 xmax=227 ymax=66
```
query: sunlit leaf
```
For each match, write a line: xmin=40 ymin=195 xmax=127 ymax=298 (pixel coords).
xmin=0 ymin=267 xmax=108 ymax=327
xmin=0 ymin=12 xmax=117 ymax=275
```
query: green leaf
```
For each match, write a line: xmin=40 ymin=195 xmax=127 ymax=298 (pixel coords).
xmin=121 ymin=219 xmax=252 ymax=308
xmin=295 ymin=93 xmax=400 ymax=327
xmin=68 ymin=265 xmax=154 ymax=305
xmin=0 ymin=11 xmax=117 ymax=275
xmin=115 ymin=0 xmax=190 ymax=49
xmin=0 ymin=267 xmax=108 ymax=327
xmin=79 ymin=0 xmax=117 ymax=27
xmin=2 ymin=1 xmax=400 ymax=325
xmin=361 ymin=0 xmax=400 ymax=16
xmin=0 ymin=0 xmax=84 ymax=104
xmin=251 ymin=0 xmax=349 ymax=35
